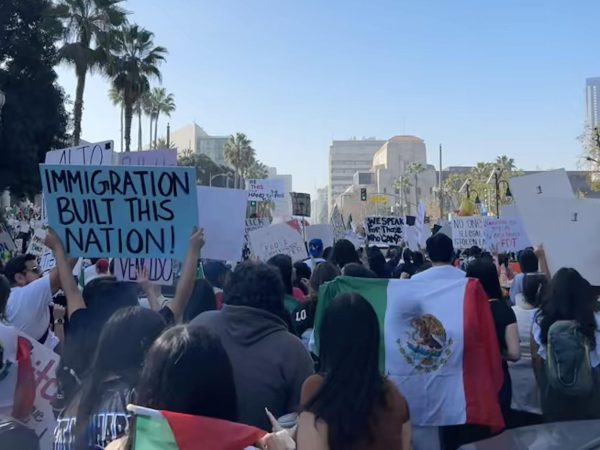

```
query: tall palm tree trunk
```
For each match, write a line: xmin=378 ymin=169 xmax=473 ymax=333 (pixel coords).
xmin=154 ymin=111 xmax=160 ymax=148
xmin=137 ymin=108 xmax=142 ymax=151
xmin=72 ymin=67 xmax=87 ymax=146
xmin=149 ymin=115 xmax=153 ymax=149
xmin=120 ymin=104 xmax=124 ymax=152
xmin=124 ymin=102 xmax=133 ymax=152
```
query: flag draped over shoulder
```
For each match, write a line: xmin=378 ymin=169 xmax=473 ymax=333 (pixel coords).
xmin=129 ymin=405 xmax=266 ymax=450
xmin=316 ymin=276 xmax=505 ymax=430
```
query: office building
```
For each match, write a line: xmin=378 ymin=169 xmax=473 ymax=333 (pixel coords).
xmin=328 ymin=138 xmax=386 ymax=215
xmin=312 ymin=186 xmax=329 ymax=224
xmin=170 ymin=123 xmax=229 ymax=166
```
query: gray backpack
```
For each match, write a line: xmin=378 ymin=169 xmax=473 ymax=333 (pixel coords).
xmin=545 ymin=320 xmax=595 ymax=396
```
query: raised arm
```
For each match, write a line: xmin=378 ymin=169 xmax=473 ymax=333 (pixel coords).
xmin=534 ymin=245 xmax=550 ymax=279
xmin=45 ymin=229 xmax=86 ymax=319
xmin=167 ymin=228 xmax=205 ymax=322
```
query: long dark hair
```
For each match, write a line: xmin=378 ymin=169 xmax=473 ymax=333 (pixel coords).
xmin=465 ymin=258 xmax=503 ymax=300
xmin=331 ymin=239 xmax=360 ymax=269
xmin=74 ymin=307 xmax=166 ymax=449
xmin=303 ymin=293 xmax=387 ymax=450
xmin=309 ymin=262 xmax=340 ymax=303
xmin=183 ymin=279 xmax=217 ymax=322
xmin=538 ymin=268 xmax=600 ymax=349
xmin=267 ymin=254 xmax=293 ymax=295
xmin=135 ymin=325 xmax=237 ymax=419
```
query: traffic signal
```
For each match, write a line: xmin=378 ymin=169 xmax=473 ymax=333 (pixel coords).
xmin=360 ymin=188 xmax=367 ymax=202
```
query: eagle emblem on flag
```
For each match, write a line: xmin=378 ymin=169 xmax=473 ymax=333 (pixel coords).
xmin=397 ymin=314 xmax=453 ymax=373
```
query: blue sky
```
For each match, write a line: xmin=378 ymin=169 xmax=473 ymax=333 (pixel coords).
xmin=56 ymin=0 xmax=597 ymax=196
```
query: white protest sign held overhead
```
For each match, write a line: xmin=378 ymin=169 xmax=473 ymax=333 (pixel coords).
xmin=330 ymin=205 xmax=346 ymax=241
xmin=197 ymin=186 xmax=248 ymax=262
xmin=483 ymin=217 xmax=531 ymax=253
xmin=118 ymin=149 xmax=177 ymax=167
xmin=416 ymin=201 xmax=428 ymax=247
xmin=249 ymin=222 xmax=307 ymax=263
xmin=26 ymin=228 xmax=48 ymax=257
xmin=306 ymin=224 xmax=334 ymax=248
xmin=40 ymin=250 xmax=56 ymax=273
xmin=365 ymin=216 xmax=404 ymax=246
xmin=509 ymin=169 xmax=574 ymax=201
xmin=516 ymin=197 xmax=600 ymax=285
xmin=113 ymin=258 xmax=174 ymax=286
xmin=44 ymin=140 xmax=114 ymax=165
xmin=246 ymin=178 xmax=289 ymax=217
xmin=451 ymin=217 xmax=485 ymax=249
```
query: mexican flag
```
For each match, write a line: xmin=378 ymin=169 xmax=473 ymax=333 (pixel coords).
xmin=129 ymin=405 xmax=266 ymax=450
xmin=316 ymin=276 xmax=505 ymax=430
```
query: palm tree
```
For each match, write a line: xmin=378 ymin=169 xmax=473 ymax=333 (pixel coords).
xmin=147 ymin=87 xmax=175 ymax=148
xmin=108 ymin=86 xmax=124 ymax=152
xmin=245 ymin=160 xmax=269 ymax=179
xmin=224 ymin=133 xmax=254 ymax=188
xmin=57 ymin=0 xmax=128 ymax=145
xmin=495 ymin=155 xmax=516 ymax=173
xmin=407 ymin=162 xmax=426 ymax=213
xmin=108 ymin=25 xmax=166 ymax=152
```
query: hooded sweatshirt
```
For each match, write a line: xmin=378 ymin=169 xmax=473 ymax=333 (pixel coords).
xmin=191 ymin=304 xmax=314 ymax=430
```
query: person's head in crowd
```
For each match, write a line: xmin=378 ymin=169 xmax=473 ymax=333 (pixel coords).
xmin=75 ymin=307 xmax=166 ymax=447
xmin=520 ymin=273 xmax=548 ymax=308
xmin=331 ymin=239 xmax=360 ymax=269
xmin=538 ymin=268 xmax=599 ymax=349
xmin=425 ymin=233 xmax=455 ymax=265
xmin=480 ymin=252 xmax=494 ymax=264
xmin=469 ymin=246 xmax=482 ymax=258
xmin=268 ymin=254 xmax=294 ymax=296
xmin=367 ymin=246 xmax=389 ymax=278
xmin=0 ymin=275 xmax=10 ymax=320
xmin=225 ymin=261 xmax=286 ymax=319
xmin=466 ymin=258 xmax=503 ymax=300
xmin=308 ymin=239 xmax=324 ymax=259
xmin=3 ymin=254 xmax=40 ymax=287
xmin=412 ymin=251 xmax=424 ymax=268
xmin=402 ymin=247 xmax=413 ymax=264
xmin=342 ymin=263 xmax=377 ymax=279
xmin=135 ymin=325 xmax=238 ymax=420
xmin=303 ymin=293 xmax=385 ymax=449
xmin=309 ymin=262 xmax=341 ymax=302
xmin=294 ymin=261 xmax=312 ymax=282
xmin=82 ymin=277 xmax=138 ymax=326
xmin=498 ymin=253 xmax=510 ymax=268
xmin=95 ymin=259 xmax=110 ymax=275
xmin=323 ymin=246 xmax=333 ymax=261
xmin=183 ymin=279 xmax=217 ymax=322
xmin=203 ymin=261 xmax=230 ymax=290
xmin=518 ymin=249 xmax=539 ymax=274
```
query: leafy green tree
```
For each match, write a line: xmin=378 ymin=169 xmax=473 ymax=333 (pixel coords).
xmin=0 ymin=0 xmax=68 ymax=198
xmin=56 ymin=0 xmax=127 ymax=145
xmin=224 ymin=133 xmax=255 ymax=188
xmin=245 ymin=160 xmax=269 ymax=179
xmin=108 ymin=24 xmax=166 ymax=152
xmin=147 ymin=87 xmax=175 ymax=148
xmin=178 ymin=150 xmax=234 ymax=187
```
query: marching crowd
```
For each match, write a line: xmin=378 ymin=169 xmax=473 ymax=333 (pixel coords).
xmin=0 ymin=224 xmax=599 ymax=450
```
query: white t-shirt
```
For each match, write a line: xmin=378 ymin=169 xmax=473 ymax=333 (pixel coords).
xmin=532 ymin=311 xmax=600 ymax=368
xmin=5 ymin=276 xmax=53 ymax=342
xmin=410 ymin=265 xmax=466 ymax=281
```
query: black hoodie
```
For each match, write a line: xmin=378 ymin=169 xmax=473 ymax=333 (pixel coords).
xmin=191 ymin=304 xmax=314 ymax=431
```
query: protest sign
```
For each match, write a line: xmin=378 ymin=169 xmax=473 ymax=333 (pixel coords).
xmin=26 ymin=228 xmax=48 ymax=257
xmin=249 ymin=222 xmax=307 ymax=262
xmin=113 ymin=258 xmax=174 ymax=286
xmin=483 ymin=217 xmax=531 ymax=253
xmin=40 ymin=165 xmax=198 ymax=261
xmin=404 ymin=225 xmax=420 ymax=251
xmin=40 ymin=251 xmax=56 ymax=273
xmin=246 ymin=178 xmax=289 ymax=216
xmin=21 ymin=333 xmax=59 ymax=450
xmin=330 ymin=205 xmax=346 ymax=241
xmin=45 ymin=140 xmax=114 ymax=165
xmin=416 ymin=201 xmax=428 ymax=247
xmin=290 ymin=192 xmax=311 ymax=217
xmin=118 ymin=149 xmax=177 ymax=167
xmin=452 ymin=217 xmax=485 ymax=249
xmin=509 ymin=169 xmax=574 ymax=201
xmin=0 ymin=228 xmax=16 ymax=253
xmin=196 ymin=186 xmax=248 ymax=262
xmin=365 ymin=216 xmax=404 ymax=245
xmin=243 ymin=217 xmax=270 ymax=259
xmin=306 ymin=224 xmax=334 ymax=248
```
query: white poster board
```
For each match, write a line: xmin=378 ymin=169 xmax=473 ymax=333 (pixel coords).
xmin=196 ymin=186 xmax=248 ymax=262
xmin=416 ymin=201 xmax=427 ymax=247
xmin=483 ymin=217 xmax=531 ymax=253
xmin=306 ymin=224 xmax=334 ymax=248
xmin=451 ymin=217 xmax=485 ymax=249
xmin=365 ymin=216 xmax=404 ymax=246
xmin=113 ymin=258 xmax=174 ymax=286
xmin=249 ymin=222 xmax=307 ymax=262
xmin=246 ymin=178 xmax=288 ymax=217
xmin=44 ymin=140 xmax=114 ymax=165
xmin=330 ymin=205 xmax=346 ymax=241
xmin=509 ymin=169 xmax=574 ymax=201
xmin=118 ymin=149 xmax=177 ymax=167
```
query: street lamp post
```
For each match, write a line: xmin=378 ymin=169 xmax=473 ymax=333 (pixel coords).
xmin=487 ymin=168 xmax=512 ymax=217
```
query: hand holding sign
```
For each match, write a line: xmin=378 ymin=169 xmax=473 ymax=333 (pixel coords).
xmin=190 ymin=228 xmax=205 ymax=253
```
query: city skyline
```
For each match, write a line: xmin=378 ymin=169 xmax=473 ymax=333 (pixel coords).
xmin=55 ymin=0 xmax=597 ymax=197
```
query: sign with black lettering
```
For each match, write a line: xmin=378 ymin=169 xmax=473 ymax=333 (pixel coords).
xmin=39 ymin=165 xmax=198 ymax=261
xmin=45 ymin=141 xmax=114 ymax=165
xmin=249 ymin=222 xmax=307 ymax=262
xmin=290 ymin=192 xmax=311 ymax=217
xmin=451 ymin=217 xmax=484 ymax=249
xmin=365 ymin=216 xmax=404 ymax=245
xmin=113 ymin=258 xmax=174 ymax=286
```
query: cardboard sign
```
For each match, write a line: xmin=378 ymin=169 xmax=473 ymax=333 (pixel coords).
xmin=306 ymin=224 xmax=334 ymax=248
xmin=118 ymin=149 xmax=177 ymax=167
xmin=483 ymin=217 xmax=531 ymax=253
xmin=290 ymin=192 xmax=311 ymax=217
xmin=196 ymin=186 xmax=248 ymax=262
xmin=26 ymin=228 xmax=48 ymax=257
xmin=365 ymin=216 xmax=403 ymax=246
xmin=40 ymin=165 xmax=198 ymax=261
xmin=451 ymin=217 xmax=485 ymax=249
xmin=44 ymin=141 xmax=114 ymax=165
xmin=113 ymin=258 xmax=174 ymax=286
xmin=249 ymin=222 xmax=307 ymax=262
xmin=509 ymin=169 xmax=574 ymax=201
xmin=21 ymin=334 xmax=60 ymax=450
xmin=330 ymin=205 xmax=346 ymax=241
xmin=243 ymin=218 xmax=270 ymax=259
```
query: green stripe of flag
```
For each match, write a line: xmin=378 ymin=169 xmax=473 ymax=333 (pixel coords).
xmin=134 ymin=414 xmax=179 ymax=450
